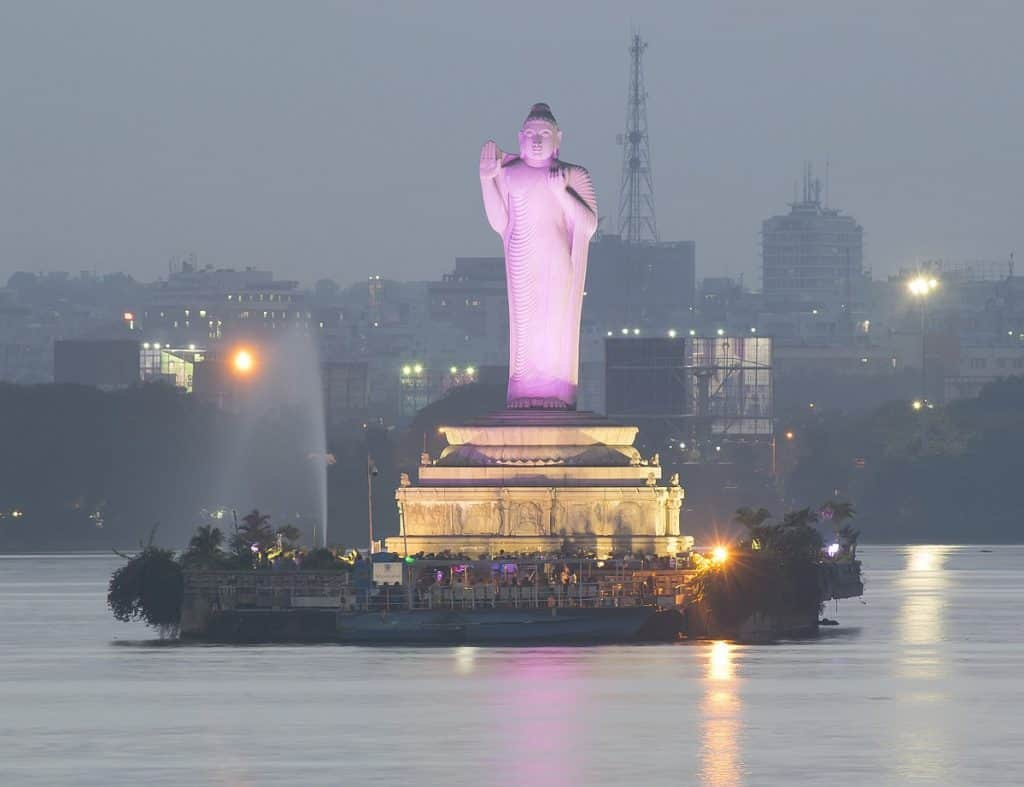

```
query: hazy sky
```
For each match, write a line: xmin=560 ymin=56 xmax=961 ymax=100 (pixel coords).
xmin=1 ymin=1 xmax=1021 ymax=288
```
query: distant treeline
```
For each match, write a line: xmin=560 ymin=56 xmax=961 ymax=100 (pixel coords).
xmin=783 ymin=376 xmax=1024 ymax=543
xmin=0 ymin=383 xmax=402 ymax=551
xmin=0 ymin=380 xmax=507 ymax=553
xmin=1 ymin=377 xmax=1021 ymax=550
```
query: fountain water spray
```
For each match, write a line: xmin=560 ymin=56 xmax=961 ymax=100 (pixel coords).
xmin=212 ymin=328 xmax=329 ymax=548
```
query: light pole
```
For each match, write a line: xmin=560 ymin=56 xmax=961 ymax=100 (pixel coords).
xmin=907 ymin=273 xmax=939 ymax=450
xmin=907 ymin=274 xmax=939 ymax=401
xmin=367 ymin=455 xmax=378 ymax=555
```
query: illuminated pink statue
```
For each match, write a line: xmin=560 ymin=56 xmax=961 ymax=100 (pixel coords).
xmin=480 ymin=103 xmax=598 ymax=409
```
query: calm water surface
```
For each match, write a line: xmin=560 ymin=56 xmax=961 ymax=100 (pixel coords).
xmin=1 ymin=545 xmax=1022 ymax=786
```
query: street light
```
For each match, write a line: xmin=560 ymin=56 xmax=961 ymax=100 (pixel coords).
xmin=907 ymin=275 xmax=939 ymax=297
xmin=907 ymin=273 xmax=939 ymax=403
xmin=232 ymin=348 xmax=254 ymax=375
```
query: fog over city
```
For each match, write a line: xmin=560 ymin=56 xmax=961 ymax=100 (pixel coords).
xmin=2 ymin=1 xmax=1021 ymax=286
xmin=6 ymin=5 xmax=1024 ymax=784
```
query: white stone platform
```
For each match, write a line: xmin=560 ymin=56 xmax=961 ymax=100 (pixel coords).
xmin=391 ymin=411 xmax=690 ymax=559
xmin=437 ymin=410 xmax=642 ymax=468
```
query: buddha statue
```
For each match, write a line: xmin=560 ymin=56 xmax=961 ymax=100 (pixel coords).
xmin=479 ymin=103 xmax=598 ymax=409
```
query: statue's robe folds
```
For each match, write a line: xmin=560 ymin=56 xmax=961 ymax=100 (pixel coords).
xmin=495 ymin=158 xmax=598 ymax=408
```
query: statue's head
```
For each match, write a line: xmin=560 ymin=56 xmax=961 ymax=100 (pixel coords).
xmin=519 ymin=102 xmax=562 ymax=165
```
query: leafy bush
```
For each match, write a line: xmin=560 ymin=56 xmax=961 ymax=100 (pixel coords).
xmin=301 ymin=547 xmax=351 ymax=571
xmin=107 ymin=547 xmax=183 ymax=634
xmin=690 ymin=506 xmax=826 ymax=627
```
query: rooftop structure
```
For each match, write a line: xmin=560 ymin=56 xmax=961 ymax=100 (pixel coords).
xmin=762 ymin=164 xmax=864 ymax=311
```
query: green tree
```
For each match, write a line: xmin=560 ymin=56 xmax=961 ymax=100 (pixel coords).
xmin=781 ymin=507 xmax=819 ymax=530
xmin=181 ymin=524 xmax=227 ymax=569
xmin=837 ymin=524 xmax=861 ymax=559
xmin=821 ymin=500 xmax=855 ymax=528
xmin=301 ymin=547 xmax=350 ymax=571
xmin=107 ymin=546 xmax=183 ymax=635
xmin=821 ymin=499 xmax=857 ymax=554
xmin=275 ymin=524 xmax=302 ymax=554
xmin=230 ymin=509 xmax=275 ymax=565
xmin=734 ymin=506 xmax=772 ymax=530
xmin=691 ymin=506 xmax=826 ymax=631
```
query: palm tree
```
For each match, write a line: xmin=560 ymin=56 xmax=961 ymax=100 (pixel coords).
xmin=828 ymin=501 xmax=856 ymax=524
xmin=821 ymin=499 xmax=857 ymax=554
xmin=781 ymin=508 xmax=819 ymax=530
xmin=182 ymin=524 xmax=225 ymax=568
xmin=837 ymin=524 xmax=861 ymax=559
xmin=231 ymin=509 xmax=275 ymax=564
xmin=821 ymin=500 xmax=855 ymax=530
xmin=734 ymin=506 xmax=772 ymax=529
xmin=734 ymin=507 xmax=773 ymax=551
xmin=274 ymin=524 xmax=302 ymax=555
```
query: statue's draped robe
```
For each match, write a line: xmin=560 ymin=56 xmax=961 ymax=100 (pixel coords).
xmin=496 ymin=159 xmax=598 ymax=407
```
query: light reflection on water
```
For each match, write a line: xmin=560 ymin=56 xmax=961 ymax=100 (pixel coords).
xmin=492 ymin=653 xmax=585 ymax=786
xmin=889 ymin=545 xmax=953 ymax=782
xmin=700 ymin=641 xmax=742 ymax=786
xmin=2 ymin=546 xmax=1024 ymax=785
xmin=898 ymin=545 xmax=950 ymax=666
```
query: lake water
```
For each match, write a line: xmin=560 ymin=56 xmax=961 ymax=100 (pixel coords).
xmin=1 ymin=545 xmax=1021 ymax=786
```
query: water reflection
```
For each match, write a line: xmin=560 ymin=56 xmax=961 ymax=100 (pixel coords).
xmin=899 ymin=546 xmax=950 ymax=661
xmin=709 ymin=640 xmax=735 ymax=682
xmin=453 ymin=645 xmax=477 ymax=675
xmin=700 ymin=641 xmax=742 ymax=786
xmin=889 ymin=545 xmax=952 ymax=782
xmin=492 ymin=652 xmax=584 ymax=786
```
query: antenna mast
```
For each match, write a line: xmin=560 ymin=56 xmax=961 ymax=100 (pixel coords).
xmin=618 ymin=33 xmax=659 ymax=243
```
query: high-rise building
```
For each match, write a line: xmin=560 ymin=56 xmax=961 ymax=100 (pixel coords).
xmin=427 ymin=257 xmax=507 ymax=340
xmin=53 ymin=340 xmax=141 ymax=389
xmin=762 ymin=166 xmax=863 ymax=311
xmin=585 ymin=236 xmax=696 ymax=334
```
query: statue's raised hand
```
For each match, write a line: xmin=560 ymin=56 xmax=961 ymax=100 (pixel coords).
xmin=547 ymin=164 xmax=569 ymax=193
xmin=479 ymin=140 xmax=503 ymax=180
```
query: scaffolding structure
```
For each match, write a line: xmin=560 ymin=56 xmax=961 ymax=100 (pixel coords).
xmin=685 ymin=337 xmax=773 ymax=442
xmin=604 ymin=337 xmax=773 ymax=459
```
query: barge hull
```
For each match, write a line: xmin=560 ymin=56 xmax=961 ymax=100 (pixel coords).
xmin=191 ymin=607 xmax=683 ymax=645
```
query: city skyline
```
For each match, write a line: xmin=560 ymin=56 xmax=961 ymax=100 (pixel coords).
xmin=1 ymin=1 xmax=1021 ymax=289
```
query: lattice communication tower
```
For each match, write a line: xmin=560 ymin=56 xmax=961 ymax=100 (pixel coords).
xmin=617 ymin=34 xmax=659 ymax=243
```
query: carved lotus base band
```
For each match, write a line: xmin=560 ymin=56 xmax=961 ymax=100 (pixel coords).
xmin=508 ymin=397 xmax=571 ymax=410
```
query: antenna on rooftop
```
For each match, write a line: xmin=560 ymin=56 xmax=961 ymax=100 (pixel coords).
xmin=617 ymin=33 xmax=659 ymax=244
xmin=825 ymin=159 xmax=831 ymax=208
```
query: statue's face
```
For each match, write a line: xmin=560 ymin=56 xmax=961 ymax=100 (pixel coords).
xmin=519 ymin=119 xmax=561 ymax=164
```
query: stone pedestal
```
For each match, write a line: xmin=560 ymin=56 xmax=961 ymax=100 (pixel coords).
xmin=391 ymin=411 xmax=690 ymax=558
